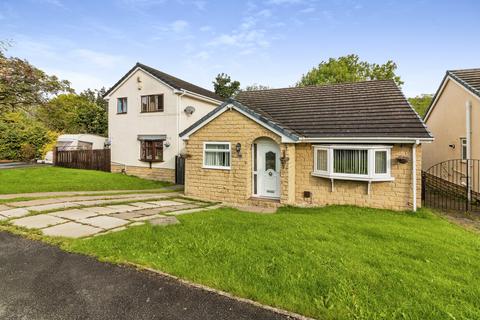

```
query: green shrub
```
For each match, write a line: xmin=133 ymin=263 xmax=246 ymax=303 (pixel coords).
xmin=0 ymin=112 xmax=50 ymax=160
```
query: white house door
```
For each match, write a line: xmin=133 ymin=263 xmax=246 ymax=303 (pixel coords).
xmin=254 ymin=139 xmax=280 ymax=198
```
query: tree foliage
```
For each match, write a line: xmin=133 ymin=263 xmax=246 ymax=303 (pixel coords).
xmin=0 ymin=112 xmax=53 ymax=160
xmin=0 ymin=44 xmax=72 ymax=114
xmin=37 ymin=93 xmax=107 ymax=136
xmin=408 ymin=94 xmax=433 ymax=117
xmin=213 ymin=73 xmax=241 ymax=98
xmin=244 ymin=83 xmax=271 ymax=91
xmin=297 ymin=54 xmax=403 ymax=87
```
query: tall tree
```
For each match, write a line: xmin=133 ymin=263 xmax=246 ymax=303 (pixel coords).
xmin=408 ymin=94 xmax=433 ymax=117
xmin=37 ymin=93 xmax=107 ymax=136
xmin=213 ymin=73 xmax=241 ymax=98
xmin=0 ymin=43 xmax=72 ymax=113
xmin=296 ymin=54 xmax=403 ymax=87
xmin=244 ymin=83 xmax=271 ymax=91
xmin=80 ymin=87 xmax=108 ymax=110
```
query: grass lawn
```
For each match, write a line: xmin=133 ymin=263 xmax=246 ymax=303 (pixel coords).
xmin=0 ymin=166 xmax=170 ymax=194
xmin=65 ymin=206 xmax=480 ymax=320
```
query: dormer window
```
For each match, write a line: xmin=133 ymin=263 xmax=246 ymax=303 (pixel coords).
xmin=141 ymin=94 xmax=164 ymax=113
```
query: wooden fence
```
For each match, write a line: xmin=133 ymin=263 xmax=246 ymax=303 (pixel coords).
xmin=54 ymin=148 xmax=111 ymax=172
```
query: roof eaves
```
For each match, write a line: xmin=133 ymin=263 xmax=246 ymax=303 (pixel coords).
xmin=448 ymin=70 xmax=480 ymax=100
xmin=423 ymin=72 xmax=450 ymax=121
xmin=179 ymin=100 xmax=230 ymax=138
xmin=395 ymin=83 xmax=433 ymax=139
xmin=179 ymin=98 xmax=300 ymax=142
xmin=228 ymin=100 xmax=300 ymax=141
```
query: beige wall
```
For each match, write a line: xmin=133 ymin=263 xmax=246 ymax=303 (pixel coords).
xmin=423 ymin=79 xmax=480 ymax=170
xmin=184 ymin=108 xmax=421 ymax=211
xmin=107 ymin=68 xmax=219 ymax=174
xmin=295 ymin=144 xmax=422 ymax=211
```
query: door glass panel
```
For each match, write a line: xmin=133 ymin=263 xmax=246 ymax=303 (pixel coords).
xmin=265 ymin=151 xmax=276 ymax=171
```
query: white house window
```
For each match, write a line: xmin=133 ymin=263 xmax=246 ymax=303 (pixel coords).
xmin=375 ymin=150 xmax=388 ymax=174
xmin=315 ymin=148 xmax=328 ymax=172
xmin=333 ymin=149 xmax=368 ymax=175
xmin=203 ymin=142 xmax=231 ymax=169
xmin=460 ymin=138 xmax=467 ymax=160
xmin=313 ymin=145 xmax=392 ymax=181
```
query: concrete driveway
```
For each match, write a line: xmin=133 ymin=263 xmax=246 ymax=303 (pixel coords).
xmin=0 ymin=232 xmax=295 ymax=320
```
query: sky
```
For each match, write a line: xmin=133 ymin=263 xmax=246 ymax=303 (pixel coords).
xmin=1 ymin=0 xmax=479 ymax=97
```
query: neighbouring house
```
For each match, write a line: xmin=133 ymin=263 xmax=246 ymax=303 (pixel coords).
xmin=423 ymin=69 xmax=480 ymax=170
xmin=104 ymin=63 xmax=223 ymax=183
xmin=180 ymin=80 xmax=432 ymax=211
xmin=56 ymin=134 xmax=108 ymax=151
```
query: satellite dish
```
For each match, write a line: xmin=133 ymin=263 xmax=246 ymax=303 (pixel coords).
xmin=184 ymin=106 xmax=195 ymax=115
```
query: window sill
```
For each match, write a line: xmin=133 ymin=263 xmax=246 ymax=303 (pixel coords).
xmin=140 ymin=111 xmax=164 ymax=113
xmin=117 ymin=112 xmax=127 ymax=115
xmin=311 ymin=172 xmax=394 ymax=182
xmin=202 ymin=165 xmax=231 ymax=171
xmin=139 ymin=159 xmax=164 ymax=163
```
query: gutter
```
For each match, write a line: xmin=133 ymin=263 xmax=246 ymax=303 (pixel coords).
xmin=412 ymin=139 xmax=420 ymax=212
xmin=174 ymin=88 xmax=222 ymax=105
xmin=174 ymin=89 xmax=187 ymax=155
xmin=299 ymin=137 xmax=434 ymax=144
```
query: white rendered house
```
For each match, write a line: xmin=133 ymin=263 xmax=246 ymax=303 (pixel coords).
xmin=104 ymin=63 xmax=222 ymax=182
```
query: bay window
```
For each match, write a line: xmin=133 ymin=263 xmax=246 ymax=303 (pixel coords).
xmin=313 ymin=145 xmax=392 ymax=181
xmin=203 ymin=142 xmax=231 ymax=169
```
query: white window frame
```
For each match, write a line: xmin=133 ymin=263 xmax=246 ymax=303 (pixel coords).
xmin=312 ymin=145 xmax=393 ymax=182
xmin=203 ymin=142 xmax=231 ymax=170
xmin=460 ymin=137 xmax=467 ymax=161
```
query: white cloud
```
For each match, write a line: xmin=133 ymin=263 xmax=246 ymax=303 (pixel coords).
xmin=32 ymin=0 xmax=64 ymax=7
xmin=199 ymin=25 xmax=212 ymax=32
xmin=71 ymin=49 xmax=125 ymax=68
xmin=195 ymin=51 xmax=210 ymax=60
xmin=300 ymin=7 xmax=315 ymax=13
xmin=266 ymin=0 xmax=303 ymax=5
xmin=46 ymin=68 xmax=109 ymax=92
xmin=170 ymin=20 xmax=189 ymax=33
xmin=121 ymin=0 xmax=167 ymax=7
xmin=192 ymin=0 xmax=206 ymax=10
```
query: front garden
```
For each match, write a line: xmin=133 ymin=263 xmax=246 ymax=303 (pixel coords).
xmin=63 ymin=205 xmax=480 ymax=320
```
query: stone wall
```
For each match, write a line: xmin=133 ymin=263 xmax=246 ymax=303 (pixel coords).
xmin=183 ymin=108 xmax=289 ymax=206
xmin=294 ymin=144 xmax=422 ymax=211
xmin=184 ymin=107 xmax=423 ymax=211
xmin=111 ymin=164 xmax=175 ymax=183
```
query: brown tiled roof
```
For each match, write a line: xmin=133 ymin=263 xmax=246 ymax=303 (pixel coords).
xmin=235 ymin=80 xmax=431 ymax=139
xmin=104 ymin=63 xmax=223 ymax=101
xmin=448 ymin=68 xmax=480 ymax=98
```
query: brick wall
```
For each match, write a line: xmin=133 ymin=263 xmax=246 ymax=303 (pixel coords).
xmin=294 ymin=144 xmax=422 ymax=211
xmin=111 ymin=164 xmax=175 ymax=183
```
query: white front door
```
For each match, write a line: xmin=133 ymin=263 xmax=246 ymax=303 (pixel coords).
xmin=253 ymin=139 xmax=280 ymax=198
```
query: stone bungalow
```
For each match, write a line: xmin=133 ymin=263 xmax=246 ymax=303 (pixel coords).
xmin=179 ymin=80 xmax=433 ymax=211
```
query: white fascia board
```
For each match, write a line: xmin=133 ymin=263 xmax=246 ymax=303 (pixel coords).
xmin=180 ymin=103 xmax=297 ymax=143
xmin=105 ymin=67 xmax=176 ymax=98
xmin=300 ymin=137 xmax=434 ymax=144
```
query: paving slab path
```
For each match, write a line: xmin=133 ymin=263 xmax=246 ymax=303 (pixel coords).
xmin=0 ymin=187 xmax=182 ymax=200
xmin=1 ymin=191 xmax=217 ymax=238
xmin=0 ymin=232 xmax=294 ymax=320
